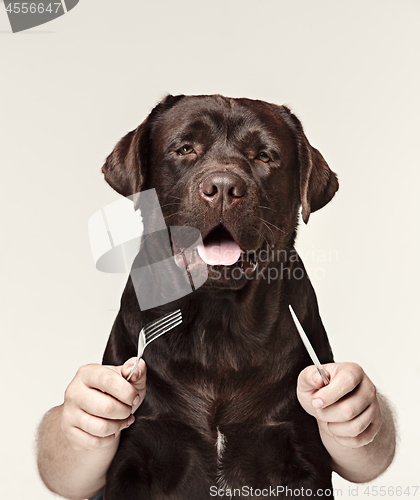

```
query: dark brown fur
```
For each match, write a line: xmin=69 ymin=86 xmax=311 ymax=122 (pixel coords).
xmin=101 ymin=95 xmax=339 ymax=499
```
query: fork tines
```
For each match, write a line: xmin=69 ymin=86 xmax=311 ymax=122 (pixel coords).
xmin=144 ymin=309 xmax=183 ymax=347
xmin=126 ymin=309 xmax=183 ymax=382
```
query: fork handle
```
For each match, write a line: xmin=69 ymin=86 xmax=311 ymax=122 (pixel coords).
xmin=126 ymin=358 xmax=140 ymax=382
xmin=126 ymin=332 xmax=146 ymax=381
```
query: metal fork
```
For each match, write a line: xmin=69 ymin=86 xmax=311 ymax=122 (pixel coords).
xmin=126 ymin=309 xmax=183 ymax=381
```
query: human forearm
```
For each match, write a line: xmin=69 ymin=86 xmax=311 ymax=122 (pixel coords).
xmin=320 ymin=394 xmax=396 ymax=483
xmin=37 ymin=404 xmax=120 ymax=499
xmin=297 ymin=363 xmax=397 ymax=484
xmin=37 ymin=359 xmax=146 ymax=499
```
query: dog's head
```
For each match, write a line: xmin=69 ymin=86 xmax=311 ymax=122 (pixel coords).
xmin=102 ymin=95 xmax=338 ymax=289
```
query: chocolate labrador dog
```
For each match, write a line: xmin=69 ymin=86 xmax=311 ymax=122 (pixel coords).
xmin=101 ymin=94 xmax=339 ymax=499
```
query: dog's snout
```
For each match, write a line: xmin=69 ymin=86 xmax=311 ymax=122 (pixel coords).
xmin=199 ymin=172 xmax=246 ymax=209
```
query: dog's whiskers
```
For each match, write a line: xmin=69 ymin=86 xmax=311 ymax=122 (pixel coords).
xmin=257 ymin=217 xmax=273 ymax=236
xmin=159 ymin=202 xmax=182 ymax=209
xmin=251 ymin=224 xmax=270 ymax=248
xmin=256 ymin=216 xmax=285 ymax=234
xmin=163 ymin=211 xmax=186 ymax=222
xmin=258 ymin=205 xmax=277 ymax=214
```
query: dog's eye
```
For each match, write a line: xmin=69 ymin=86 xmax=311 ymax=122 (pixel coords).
xmin=178 ymin=145 xmax=195 ymax=155
xmin=258 ymin=152 xmax=271 ymax=163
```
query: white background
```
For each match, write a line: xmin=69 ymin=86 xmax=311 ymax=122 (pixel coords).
xmin=1 ymin=1 xmax=419 ymax=498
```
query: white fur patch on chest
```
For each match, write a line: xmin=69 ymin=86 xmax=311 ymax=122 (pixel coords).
xmin=215 ymin=427 xmax=231 ymax=491
xmin=216 ymin=427 xmax=226 ymax=459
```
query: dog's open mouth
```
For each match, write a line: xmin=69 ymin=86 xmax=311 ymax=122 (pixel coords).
xmin=171 ymin=224 xmax=259 ymax=275
xmin=197 ymin=225 xmax=259 ymax=272
xmin=171 ymin=225 xmax=257 ymax=274
xmin=197 ymin=226 xmax=241 ymax=266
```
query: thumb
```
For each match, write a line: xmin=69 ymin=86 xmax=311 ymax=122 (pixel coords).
xmin=121 ymin=357 xmax=141 ymax=380
xmin=297 ymin=365 xmax=329 ymax=417
xmin=121 ymin=357 xmax=147 ymax=384
xmin=297 ymin=365 xmax=327 ymax=394
xmin=121 ymin=358 xmax=147 ymax=411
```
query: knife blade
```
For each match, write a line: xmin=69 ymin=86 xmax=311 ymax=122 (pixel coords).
xmin=289 ymin=304 xmax=330 ymax=386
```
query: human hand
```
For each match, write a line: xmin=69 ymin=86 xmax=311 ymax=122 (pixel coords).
xmin=61 ymin=357 xmax=146 ymax=451
xmin=297 ymin=362 xmax=382 ymax=448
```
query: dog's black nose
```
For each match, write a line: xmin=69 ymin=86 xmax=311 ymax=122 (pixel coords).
xmin=199 ymin=173 xmax=246 ymax=209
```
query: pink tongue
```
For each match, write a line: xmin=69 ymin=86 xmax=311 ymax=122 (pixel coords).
xmin=197 ymin=238 xmax=242 ymax=266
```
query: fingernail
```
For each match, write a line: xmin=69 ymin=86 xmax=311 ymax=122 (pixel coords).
xmin=312 ymin=371 xmax=321 ymax=384
xmin=132 ymin=395 xmax=140 ymax=406
xmin=312 ymin=398 xmax=324 ymax=409
xmin=127 ymin=415 xmax=135 ymax=427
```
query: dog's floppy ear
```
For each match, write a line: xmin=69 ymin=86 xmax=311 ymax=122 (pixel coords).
xmin=101 ymin=118 xmax=149 ymax=197
xmin=279 ymin=106 xmax=339 ymax=224
xmin=101 ymin=94 xmax=186 ymax=197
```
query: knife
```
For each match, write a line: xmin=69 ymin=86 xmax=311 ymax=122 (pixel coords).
xmin=289 ymin=304 xmax=330 ymax=386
